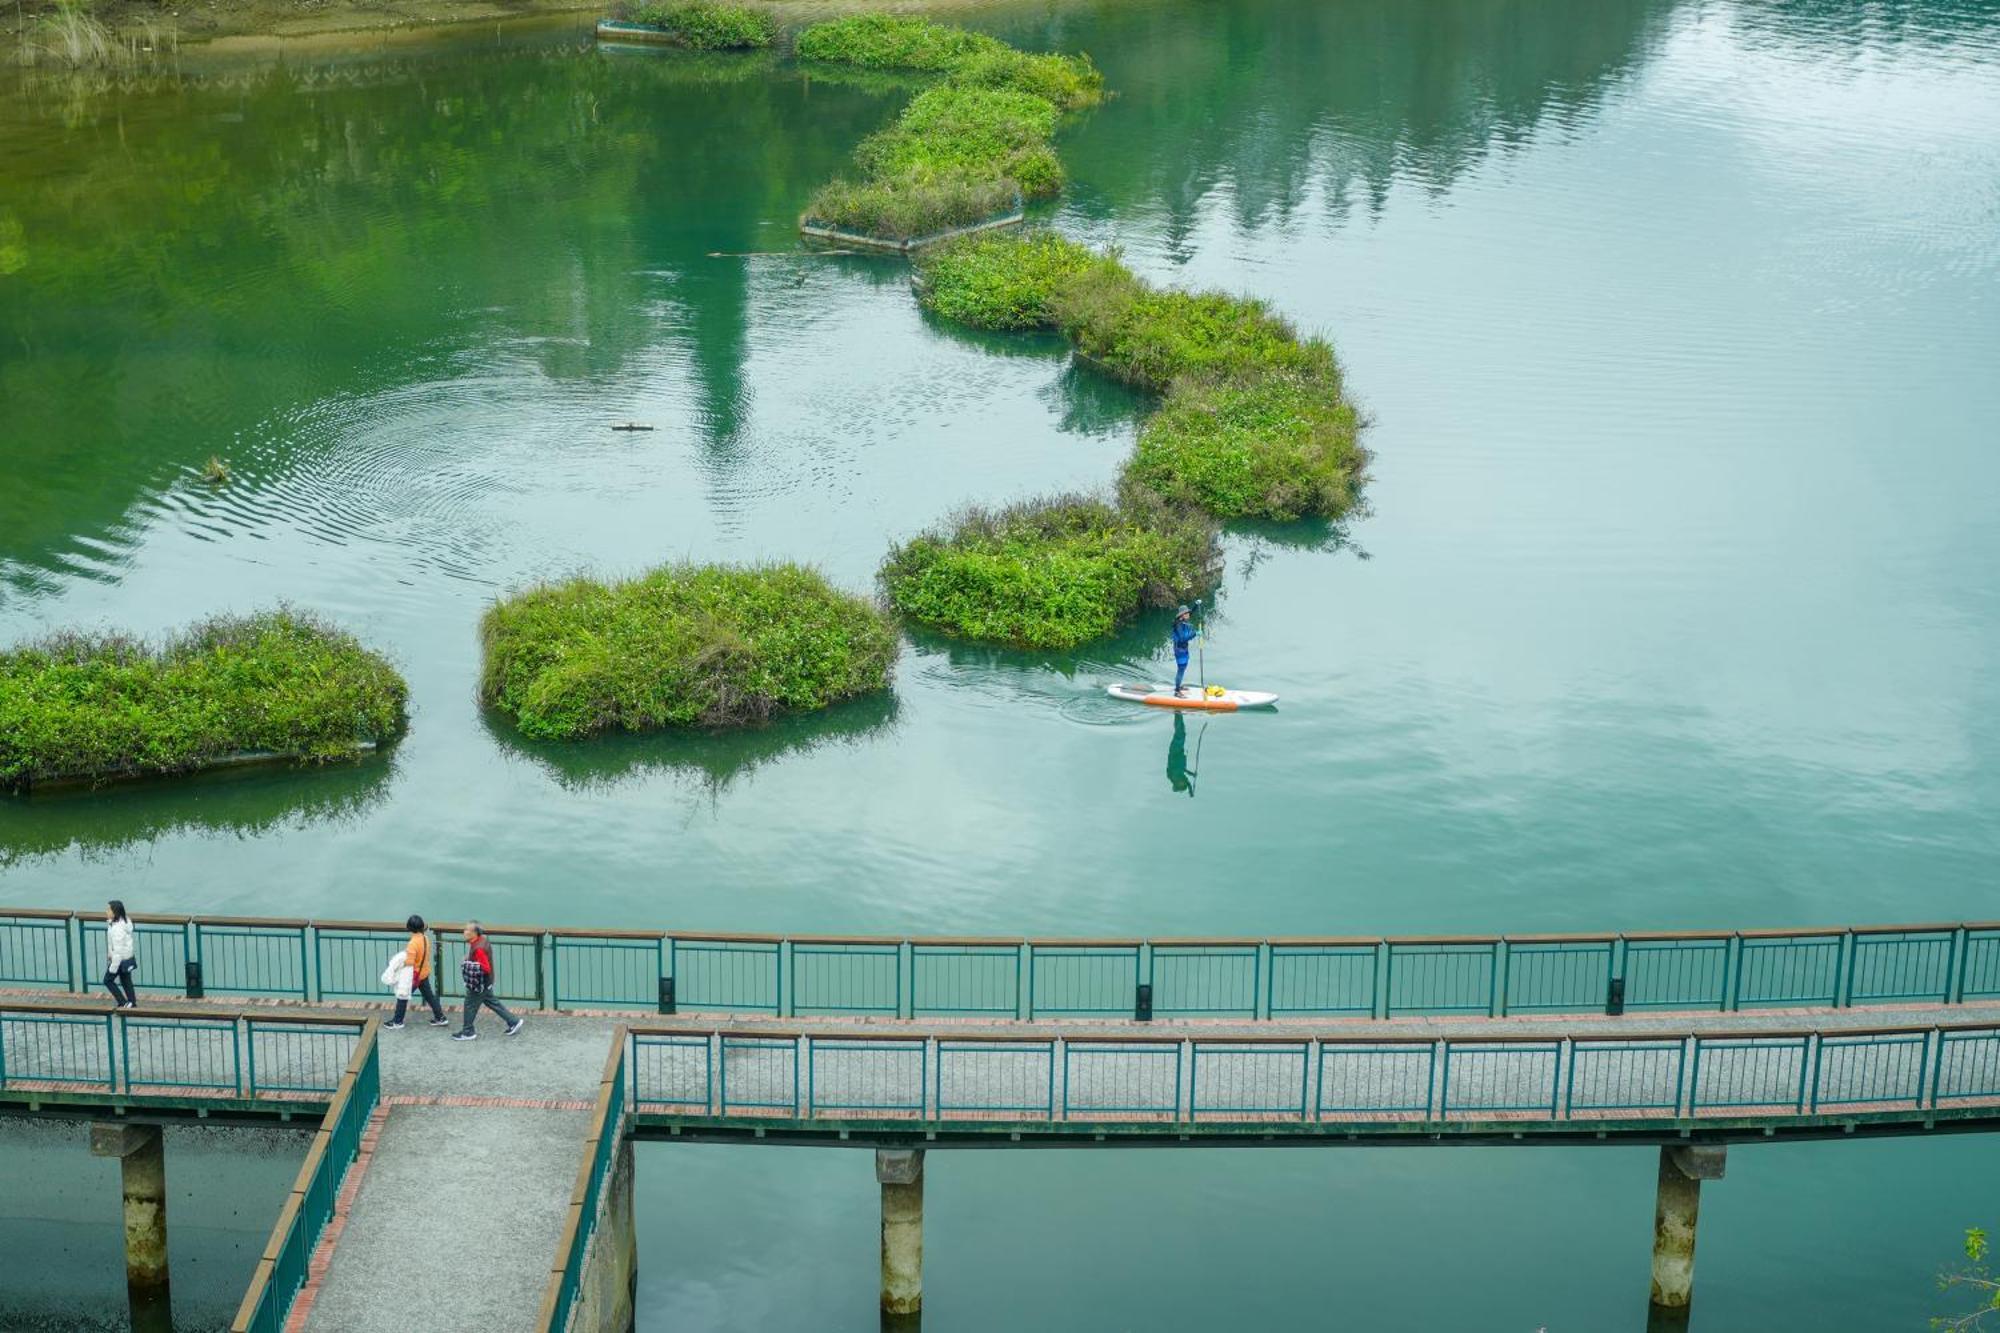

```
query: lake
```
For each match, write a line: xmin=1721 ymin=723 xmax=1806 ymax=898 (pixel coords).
xmin=3 ymin=0 xmax=1999 ymax=1326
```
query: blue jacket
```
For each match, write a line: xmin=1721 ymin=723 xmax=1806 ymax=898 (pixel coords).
xmin=1170 ymin=619 xmax=1198 ymax=660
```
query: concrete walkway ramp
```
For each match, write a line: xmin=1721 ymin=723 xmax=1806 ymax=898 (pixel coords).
xmin=298 ymin=1015 xmax=624 ymax=1333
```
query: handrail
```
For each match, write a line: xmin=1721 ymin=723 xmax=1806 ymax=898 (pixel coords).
xmin=230 ymin=1019 xmax=380 ymax=1333
xmin=538 ymin=1025 xmax=629 ymax=1332
xmin=627 ymin=1017 xmax=2000 ymax=1129
xmin=7 ymin=906 xmax=1999 ymax=1023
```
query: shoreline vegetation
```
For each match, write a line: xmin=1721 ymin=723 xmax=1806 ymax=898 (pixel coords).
xmin=478 ymin=563 xmax=898 ymax=739
xmin=0 ymin=610 xmax=407 ymax=790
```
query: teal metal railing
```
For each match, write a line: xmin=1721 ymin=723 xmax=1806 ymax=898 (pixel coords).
xmin=539 ymin=1030 xmax=629 ymax=1332
xmin=627 ymin=1019 xmax=2000 ymax=1128
xmin=230 ymin=1020 xmax=380 ymax=1333
xmin=0 ymin=999 xmax=366 ymax=1102
xmin=8 ymin=908 xmax=2000 ymax=1024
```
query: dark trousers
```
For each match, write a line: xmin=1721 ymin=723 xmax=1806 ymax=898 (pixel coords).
xmin=460 ymin=988 xmax=518 ymax=1035
xmin=104 ymin=960 xmax=137 ymax=1007
xmin=1174 ymin=656 xmax=1190 ymax=691
xmin=393 ymin=976 xmax=446 ymax=1024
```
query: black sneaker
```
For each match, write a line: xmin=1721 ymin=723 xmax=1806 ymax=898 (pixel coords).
xmin=505 ymin=1019 xmax=525 ymax=1036
xmin=428 ymin=1017 xmax=451 ymax=1027
xmin=382 ymin=1021 xmax=405 ymax=1031
xmin=452 ymin=1031 xmax=477 ymax=1041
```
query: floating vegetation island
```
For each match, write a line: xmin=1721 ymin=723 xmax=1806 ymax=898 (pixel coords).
xmin=479 ymin=563 xmax=898 ymax=739
xmin=0 ymin=610 xmax=406 ymax=790
xmin=795 ymin=15 xmax=1102 ymax=246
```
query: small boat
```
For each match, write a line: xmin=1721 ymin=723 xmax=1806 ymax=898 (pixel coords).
xmin=1106 ymin=683 xmax=1278 ymax=712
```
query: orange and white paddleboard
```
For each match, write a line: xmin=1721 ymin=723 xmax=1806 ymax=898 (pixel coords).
xmin=1107 ymin=684 xmax=1278 ymax=711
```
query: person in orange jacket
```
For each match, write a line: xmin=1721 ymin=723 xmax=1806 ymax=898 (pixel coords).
xmin=384 ymin=914 xmax=449 ymax=1030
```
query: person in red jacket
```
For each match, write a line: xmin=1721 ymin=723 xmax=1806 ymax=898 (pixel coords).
xmin=453 ymin=921 xmax=524 ymax=1041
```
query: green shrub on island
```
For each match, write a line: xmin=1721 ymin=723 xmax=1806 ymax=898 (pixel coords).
xmin=794 ymin=16 xmax=1101 ymax=242
xmin=879 ymin=495 xmax=1221 ymax=650
xmin=792 ymin=15 xmax=1005 ymax=73
xmin=623 ymin=1 xmax=775 ymax=49
xmin=1055 ymin=268 xmax=1339 ymax=392
xmin=479 ymin=564 xmax=897 ymax=739
xmin=855 ymin=85 xmax=1065 ymax=198
xmin=912 ymin=229 xmax=1370 ymax=529
xmin=0 ymin=610 xmax=406 ymax=788
xmin=914 ymin=230 xmax=1105 ymax=330
xmin=1123 ymin=374 xmax=1365 ymax=521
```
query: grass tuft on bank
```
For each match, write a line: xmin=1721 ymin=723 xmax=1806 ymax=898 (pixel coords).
xmin=879 ymin=495 xmax=1221 ymax=650
xmin=796 ymin=16 xmax=1101 ymax=242
xmin=0 ymin=610 xmax=406 ymax=788
xmin=479 ymin=563 xmax=898 ymax=739
xmin=623 ymin=1 xmax=775 ymax=48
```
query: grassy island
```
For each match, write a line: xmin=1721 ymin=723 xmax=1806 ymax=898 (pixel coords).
xmin=479 ymin=563 xmax=898 ymax=739
xmin=618 ymin=2 xmax=775 ymax=49
xmin=917 ymin=230 xmax=1368 ymax=523
xmin=880 ymin=496 xmax=1221 ymax=650
xmin=0 ymin=610 xmax=406 ymax=789
xmin=797 ymin=15 xmax=1102 ymax=242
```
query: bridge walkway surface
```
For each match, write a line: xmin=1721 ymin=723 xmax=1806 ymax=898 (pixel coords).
xmin=288 ymin=1011 xmax=624 ymax=1333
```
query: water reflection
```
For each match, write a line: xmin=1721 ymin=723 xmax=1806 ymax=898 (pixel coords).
xmin=1165 ymin=712 xmax=1200 ymax=797
xmin=484 ymin=692 xmax=901 ymax=796
xmin=0 ymin=754 xmax=394 ymax=867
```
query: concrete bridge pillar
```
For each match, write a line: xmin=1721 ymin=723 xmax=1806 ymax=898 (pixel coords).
xmin=90 ymin=1121 xmax=172 ymax=1332
xmin=876 ymin=1148 xmax=924 ymax=1325
xmin=1650 ymin=1145 xmax=1725 ymax=1317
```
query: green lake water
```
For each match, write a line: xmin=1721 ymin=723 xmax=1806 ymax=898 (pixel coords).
xmin=3 ymin=0 xmax=2000 ymax=1326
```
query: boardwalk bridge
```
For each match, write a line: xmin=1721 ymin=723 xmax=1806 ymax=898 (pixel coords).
xmin=5 ymin=908 xmax=2000 ymax=1330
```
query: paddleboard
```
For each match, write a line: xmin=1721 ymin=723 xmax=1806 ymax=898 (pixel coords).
xmin=1107 ymin=684 xmax=1278 ymax=711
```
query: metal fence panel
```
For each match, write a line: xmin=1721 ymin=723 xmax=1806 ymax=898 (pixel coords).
xmin=791 ymin=945 xmax=900 ymax=1017
xmin=1062 ymin=1041 xmax=1179 ymax=1118
xmin=80 ymin=920 xmax=187 ymax=996
xmin=0 ymin=1012 xmax=114 ymax=1089
xmin=1386 ymin=942 xmax=1496 ymax=1016
xmin=552 ymin=937 xmax=661 ymax=1010
xmin=196 ymin=925 xmax=309 ymax=999
xmin=1848 ymin=930 xmax=1956 ymax=1005
xmin=1961 ymin=931 xmax=2000 ymax=1001
xmin=1502 ymin=941 xmax=1613 ymax=1014
xmin=1690 ymin=1036 xmax=1810 ymax=1113
xmin=631 ymin=1034 xmax=712 ymax=1111
xmin=1440 ymin=1042 xmax=1561 ymax=1118
xmin=1622 ymin=938 xmax=1730 ymax=1011
xmin=807 ymin=1038 xmax=925 ymax=1114
xmin=911 ymin=946 xmax=1020 ymax=1017
xmin=1566 ymin=1039 xmax=1685 ymax=1115
xmin=248 ymin=1022 xmax=357 ymax=1096
xmin=1934 ymin=1029 xmax=2000 ymax=1103
xmin=438 ymin=933 xmax=541 ymax=1006
xmin=719 ymin=1036 xmax=798 ymax=1113
xmin=1733 ymin=935 xmax=1841 ymax=1009
xmin=672 ymin=940 xmax=781 ymax=1015
xmin=1811 ymin=1032 xmax=1927 ymax=1110
xmin=1190 ymin=1042 xmax=1307 ymax=1117
xmin=936 ymin=1041 xmax=1053 ymax=1116
xmin=1268 ymin=945 xmax=1376 ymax=1016
xmin=1316 ymin=1043 xmax=1433 ymax=1117
xmin=1030 ymin=946 xmax=1141 ymax=1018
xmin=0 ymin=913 xmax=72 ymax=989
xmin=314 ymin=928 xmax=407 ymax=1002
xmin=123 ymin=1017 xmax=240 ymax=1094
xmin=1152 ymin=946 xmax=1259 ymax=1018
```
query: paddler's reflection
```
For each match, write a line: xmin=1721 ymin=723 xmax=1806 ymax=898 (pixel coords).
xmin=1166 ymin=713 xmax=1197 ymax=797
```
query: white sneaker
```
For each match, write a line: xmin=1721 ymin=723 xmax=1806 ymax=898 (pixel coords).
xmin=505 ymin=1019 xmax=525 ymax=1036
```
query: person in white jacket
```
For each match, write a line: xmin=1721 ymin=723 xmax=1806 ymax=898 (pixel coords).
xmin=104 ymin=900 xmax=137 ymax=1009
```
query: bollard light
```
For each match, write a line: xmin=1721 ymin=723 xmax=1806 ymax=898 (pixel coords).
xmin=184 ymin=960 xmax=204 ymax=1000
xmin=1607 ymin=975 xmax=1625 ymax=1016
xmin=1135 ymin=982 xmax=1153 ymax=1022
xmin=658 ymin=976 xmax=676 ymax=1016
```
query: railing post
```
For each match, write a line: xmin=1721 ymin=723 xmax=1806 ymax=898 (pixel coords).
xmin=1836 ymin=930 xmax=1854 ymax=1008
xmin=1724 ymin=934 xmax=1742 ymax=1012
xmin=1948 ymin=926 xmax=1967 ymax=1005
xmin=534 ymin=933 xmax=548 ymax=1010
xmin=65 ymin=911 xmax=79 ymax=994
xmin=1496 ymin=940 xmax=1510 ymax=1017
